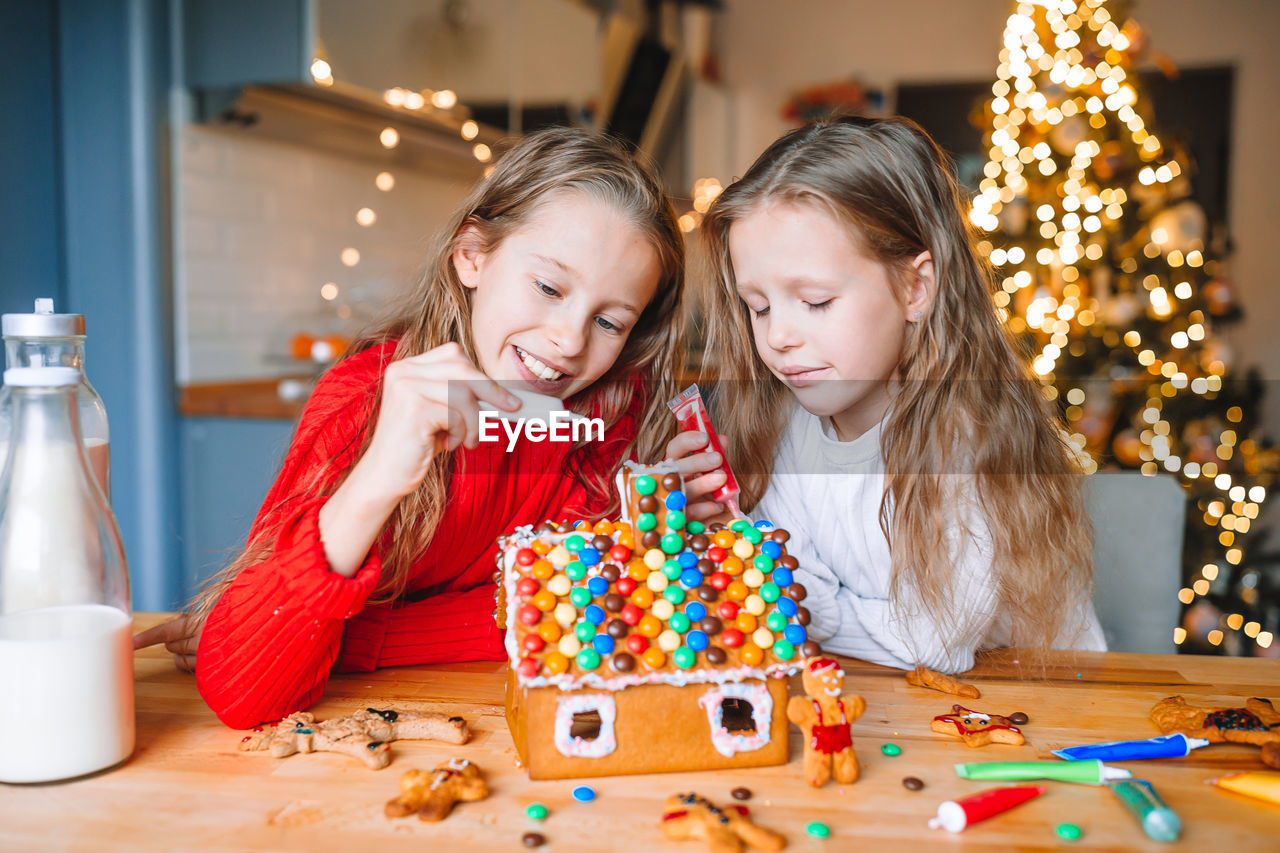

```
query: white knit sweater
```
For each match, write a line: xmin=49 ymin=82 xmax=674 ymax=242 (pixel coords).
xmin=752 ymin=404 xmax=1106 ymax=673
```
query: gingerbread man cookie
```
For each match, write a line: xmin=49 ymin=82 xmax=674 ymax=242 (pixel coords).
xmin=786 ymin=657 xmax=865 ymax=786
xmin=385 ymin=758 xmax=489 ymax=821
xmin=1150 ymin=696 xmax=1280 ymax=747
xmin=660 ymin=792 xmax=786 ymax=853
xmin=239 ymin=707 xmax=469 ymax=769
xmin=906 ymin=665 xmax=981 ymax=699
xmin=930 ymin=705 xmax=1026 ymax=747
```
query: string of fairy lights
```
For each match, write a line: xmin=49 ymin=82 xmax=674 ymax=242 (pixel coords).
xmin=972 ymin=0 xmax=1270 ymax=650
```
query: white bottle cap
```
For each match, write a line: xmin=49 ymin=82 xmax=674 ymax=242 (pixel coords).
xmin=928 ymin=801 xmax=967 ymax=833
xmin=4 ymin=366 xmax=81 ymax=387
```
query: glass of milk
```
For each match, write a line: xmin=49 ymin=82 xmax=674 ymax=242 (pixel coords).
xmin=0 ymin=366 xmax=133 ymax=783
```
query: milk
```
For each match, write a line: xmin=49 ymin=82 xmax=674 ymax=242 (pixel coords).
xmin=0 ymin=603 xmax=134 ymax=783
xmin=0 ymin=437 xmax=108 ymax=496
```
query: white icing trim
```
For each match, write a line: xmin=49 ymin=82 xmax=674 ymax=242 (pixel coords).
xmin=517 ymin=661 xmax=798 ymax=693
xmin=698 ymin=682 xmax=773 ymax=756
xmin=553 ymin=693 xmax=618 ymax=758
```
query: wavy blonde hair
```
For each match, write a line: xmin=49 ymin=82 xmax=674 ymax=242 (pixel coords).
xmin=699 ymin=116 xmax=1091 ymax=658
xmin=192 ymin=128 xmax=684 ymax=620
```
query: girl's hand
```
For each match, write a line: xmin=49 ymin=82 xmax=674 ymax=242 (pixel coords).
xmin=361 ymin=342 xmax=522 ymax=500
xmin=665 ymin=430 xmax=728 ymax=521
xmin=133 ymin=613 xmax=203 ymax=673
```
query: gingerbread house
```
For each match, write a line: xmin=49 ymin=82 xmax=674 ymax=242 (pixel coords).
xmin=496 ymin=462 xmax=815 ymax=779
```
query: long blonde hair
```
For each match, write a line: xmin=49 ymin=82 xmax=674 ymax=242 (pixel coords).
xmin=700 ymin=116 xmax=1091 ymax=656
xmin=193 ymin=128 xmax=684 ymax=619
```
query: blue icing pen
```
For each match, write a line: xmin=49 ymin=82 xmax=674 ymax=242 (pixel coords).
xmin=1108 ymin=779 xmax=1181 ymax=843
xmin=1052 ymin=733 xmax=1209 ymax=762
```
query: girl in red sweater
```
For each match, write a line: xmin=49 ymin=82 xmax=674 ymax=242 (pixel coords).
xmin=135 ymin=128 xmax=700 ymax=728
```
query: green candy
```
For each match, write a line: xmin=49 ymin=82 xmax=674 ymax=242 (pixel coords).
xmin=759 ymin=582 xmax=781 ymax=603
xmin=669 ymin=612 xmax=691 ymax=633
xmin=565 ymin=561 xmax=586 ymax=580
xmin=752 ymin=554 xmax=774 ymax=573
xmin=661 ymin=533 xmax=684 ymax=555
xmin=1055 ymin=823 xmax=1083 ymax=841
xmin=729 ymin=519 xmax=751 ymax=533
xmin=663 ymin=586 xmax=686 ymax=605
xmin=743 ymin=527 xmax=763 ymax=544
xmin=687 ymin=521 xmax=706 ymax=535
xmin=881 ymin=742 xmax=902 ymax=756
xmin=666 ymin=510 xmax=687 ymax=530
xmin=635 ymin=475 xmax=657 ymax=495
xmin=569 ymin=587 xmax=591 ymax=607
xmin=663 ymin=560 xmax=683 ymax=581
xmin=574 ymin=621 xmax=595 ymax=642
xmin=773 ymin=639 xmax=796 ymax=660
xmin=564 ymin=535 xmax=585 ymax=552
xmin=673 ymin=646 xmax=696 ymax=669
xmin=805 ymin=821 xmax=831 ymax=839
xmin=525 ymin=803 xmax=548 ymax=821
xmin=765 ymin=612 xmax=787 ymax=632
xmin=576 ymin=648 xmax=601 ymax=670
xmin=637 ymin=513 xmax=658 ymax=532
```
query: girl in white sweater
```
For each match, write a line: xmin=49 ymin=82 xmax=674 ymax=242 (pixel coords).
xmin=670 ymin=116 xmax=1104 ymax=672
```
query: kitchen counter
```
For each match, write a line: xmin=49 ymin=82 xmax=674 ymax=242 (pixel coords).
xmin=178 ymin=376 xmax=313 ymax=419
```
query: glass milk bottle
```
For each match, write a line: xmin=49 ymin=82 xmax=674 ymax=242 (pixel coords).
xmin=0 ymin=367 xmax=134 ymax=783
xmin=0 ymin=298 xmax=110 ymax=496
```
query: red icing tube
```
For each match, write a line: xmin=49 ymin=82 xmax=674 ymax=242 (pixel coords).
xmin=667 ymin=384 xmax=741 ymax=516
xmin=928 ymin=785 xmax=1046 ymax=832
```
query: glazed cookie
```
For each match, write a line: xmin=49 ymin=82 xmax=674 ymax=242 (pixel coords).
xmin=1150 ymin=696 xmax=1280 ymax=747
xmin=385 ymin=758 xmax=489 ymax=822
xmin=660 ymin=792 xmax=786 ymax=853
xmin=906 ymin=666 xmax=981 ymax=699
xmin=930 ymin=705 xmax=1026 ymax=747
xmin=239 ymin=707 xmax=470 ymax=769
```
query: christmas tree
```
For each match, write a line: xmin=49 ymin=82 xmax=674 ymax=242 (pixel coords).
xmin=970 ymin=0 xmax=1278 ymax=655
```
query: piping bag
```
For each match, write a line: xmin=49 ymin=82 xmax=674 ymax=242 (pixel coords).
xmin=955 ymin=759 xmax=1131 ymax=785
xmin=1053 ymin=733 xmax=1209 ymax=761
xmin=1209 ymin=771 xmax=1280 ymax=806
xmin=928 ymin=785 xmax=1046 ymax=832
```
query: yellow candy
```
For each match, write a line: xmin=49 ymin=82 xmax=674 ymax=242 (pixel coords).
xmin=532 ymin=589 xmax=557 ymax=612
xmin=643 ymin=548 xmax=666 ymax=570
xmin=732 ymin=539 xmax=755 ymax=560
xmin=537 ymin=621 xmax=562 ymax=643
xmin=657 ymin=629 xmax=681 ymax=652
xmin=647 ymin=571 xmax=669 ymax=593
xmin=741 ymin=642 xmax=764 ymax=666
xmin=547 ymin=545 xmax=573 ymax=568
xmin=558 ymin=635 xmax=582 ymax=656
xmin=651 ymin=599 xmax=675 ymax=621
xmin=543 ymin=651 xmax=570 ymax=675
xmin=743 ymin=568 xmax=765 ymax=588
xmin=554 ymin=602 xmax=577 ymax=627
xmin=752 ymin=627 xmax=774 ymax=648
xmin=547 ymin=574 xmax=571 ymax=597
xmin=744 ymin=594 xmax=766 ymax=615
xmin=642 ymin=647 xmax=666 ymax=669
xmin=531 ymin=558 xmax=554 ymax=580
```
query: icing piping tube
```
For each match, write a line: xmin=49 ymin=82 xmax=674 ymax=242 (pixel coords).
xmin=1109 ymin=780 xmax=1181 ymax=843
xmin=928 ymin=785 xmax=1046 ymax=832
xmin=1053 ymin=733 xmax=1209 ymax=761
xmin=955 ymin=759 xmax=1131 ymax=785
xmin=667 ymin=384 xmax=742 ymax=517
xmin=1209 ymin=771 xmax=1280 ymax=806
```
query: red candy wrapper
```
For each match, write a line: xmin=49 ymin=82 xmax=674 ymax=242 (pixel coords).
xmin=667 ymin=384 xmax=742 ymax=517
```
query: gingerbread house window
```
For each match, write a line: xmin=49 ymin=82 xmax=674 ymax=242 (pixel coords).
xmin=554 ymin=694 xmax=617 ymax=759
xmin=699 ymin=682 xmax=774 ymax=757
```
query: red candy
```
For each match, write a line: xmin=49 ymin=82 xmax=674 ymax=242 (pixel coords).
xmin=522 ymin=633 xmax=545 ymax=653
xmin=620 ymin=603 xmax=644 ymax=626
xmin=709 ymin=571 xmax=731 ymax=591
xmin=518 ymin=604 xmax=542 ymax=626
xmin=517 ymin=657 xmax=540 ymax=677
xmin=721 ymin=628 xmax=745 ymax=648
xmin=626 ymin=634 xmax=649 ymax=654
xmin=717 ymin=601 xmax=740 ymax=621
xmin=616 ymin=576 xmax=638 ymax=596
xmin=707 ymin=546 xmax=727 ymax=563
xmin=516 ymin=548 xmax=537 ymax=566
xmin=609 ymin=545 xmax=632 ymax=563
xmin=516 ymin=576 xmax=540 ymax=596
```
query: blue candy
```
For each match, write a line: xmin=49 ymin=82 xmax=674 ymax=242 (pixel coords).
xmin=685 ymin=630 xmax=709 ymax=651
xmin=583 ymin=604 xmax=606 ymax=625
xmin=592 ymin=633 xmax=615 ymax=655
xmin=776 ymin=597 xmax=798 ymax=617
xmin=761 ymin=541 xmax=782 ymax=560
xmin=587 ymin=576 xmax=609 ymax=596
xmin=665 ymin=491 xmax=687 ymax=510
xmin=772 ymin=567 xmax=794 ymax=588
xmin=754 ymin=519 xmax=774 ymax=530
xmin=680 ymin=568 xmax=703 ymax=589
xmin=577 ymin=547 xmax=600 ymax=567
xmin=684 ymin=601 xmax=708 ymax=622
xmin=572 ymin=785 xmax=596 ymax=803
xmin=784 ymin=624 xmax=807 ymax=645
xmin=678 ymin=551 xmax=700 ymax=569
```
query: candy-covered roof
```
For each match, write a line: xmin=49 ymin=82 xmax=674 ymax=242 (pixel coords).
xmin=497 ymin=468 xmax=816 ymax=692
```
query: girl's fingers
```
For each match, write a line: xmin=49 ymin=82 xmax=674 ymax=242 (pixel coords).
xmin=175 ymin=654 xmax=197 ymax=673
xmin=681 ymin=467 xmax=727 ymax=502
xmin=666 ymin=430 xmax=711 ymax=461
xmin=166 ymin=634 xmax=200 ymax=657
xmin=132 ymin=616 xmax=191 ymax=650
xmin=685 ymin=496 xmax=727 ymax=522
xmin=671 ymin=450 xmax=722 ymax=482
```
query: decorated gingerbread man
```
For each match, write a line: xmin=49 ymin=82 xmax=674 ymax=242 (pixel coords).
xmin=1150 ymin=696 xmax=1280 ymax=747
xmin=660 ymin=793 xmax=786 ymax=853
xmin=930 ymin=704 xmax=1025 ymax=747
xmin=385 ymin=758 xmax=489 ymax=822
xmin=786 ymin=657 xmax=865 ymax=786
xmin=239 ymin=707 xmax=469 ymax=769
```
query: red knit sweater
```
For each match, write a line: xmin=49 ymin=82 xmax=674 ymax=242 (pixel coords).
xmin=196 ymin=341 xmax=639 ymax=728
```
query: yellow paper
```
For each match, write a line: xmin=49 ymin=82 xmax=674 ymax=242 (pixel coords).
xmin=1211 ymin=771 xmax=1280 ymax=806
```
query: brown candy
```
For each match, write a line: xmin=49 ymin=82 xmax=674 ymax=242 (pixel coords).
xmin=699 ymin=616 xmax=723 ymax=636
xmin=591 ymin=535 xmax=613 ymax=553
xmin=606 ymin=619 xmax=629 ymax=639
xmin=638 ymin=495 xmax=659 ymax=513
xmin=522 ymin=831 xmax=546 ymax=847
xmin=785 ymin=583 xmax=807 ymax=601
xmin=771 ymin=529 xmax=791 ymax=544
xmin=902 ymin=776 xmax=924 ymax=791
xmin=535 ymin=522 xmax=556 ymax=535
xmin=603 ymin=594 xmax=625 ymax=612
xmin=705 ymin=647 xmax=727 ymax=665
xmin=641 ymin=531 xmax=661 ymax=549
xmin=795 ymin=607 xmax=811 ymax=627
xmin=696 ymin=558 xmax=716 ymax=575
xmin=707 ymin=521 xmax=726 ymax=533
xmin=611 ymin=653 xmax=636 ymax=673
xmin=778 ymin=555 xmax=799 ymax=570
xmin=730 ymin=787 xmax=752 ymax=800
xmin=662 ymin=473 xmax=682 ymax=491
xmin=696 ymin=585 xmax=719 ymax=603
xmin=1008 ymin=712 xmax=1029 ymax=725
xmin=800 ymin=641 xmax=822 ymax=659
xmin=600 ymin=564 xmax=621 ymax=583
xmin=689 ymin=534 xmax=710 ymax=552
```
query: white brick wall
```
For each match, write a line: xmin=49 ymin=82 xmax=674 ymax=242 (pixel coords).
xmin=175 ymin=125 xmax=475 ymax=382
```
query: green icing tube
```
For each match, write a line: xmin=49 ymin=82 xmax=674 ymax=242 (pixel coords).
xmin=954 ymin=759 xmax=1131 ymax=785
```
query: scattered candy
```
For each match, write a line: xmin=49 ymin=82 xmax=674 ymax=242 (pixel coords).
xmin=521 ymin=831 xmax=546 ymax=847
xmin=1008 ymin=712 xmax=1029 ymax=725
xmin=903 ymin=776 xmax=925 ymax=791
xmin=805 ymin=821 xmax=831 ymax=838
xmin=1055 ymin=822 xmax=1083 ymax=841
xmin=881 ymin=742 xmax=902 ymax=756
xmin=525 ymin=803 xmax=548 ymax=821
xmin=730 ymin=787 xmax=752 ymax=801
xmin=572 ymin=785 xmax=596 ymax=803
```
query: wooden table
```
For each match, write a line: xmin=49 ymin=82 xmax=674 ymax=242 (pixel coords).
xmin=3 ymin=614 xmax=1277 ymax=851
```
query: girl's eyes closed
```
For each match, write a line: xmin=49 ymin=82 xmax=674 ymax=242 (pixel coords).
xmin=534 ymin=279 xmax=560 ymax=298
xmin=595 ymin=316 xmax=623 ymax=333
xmin=806 ymin=299 xmax=833 ymax=312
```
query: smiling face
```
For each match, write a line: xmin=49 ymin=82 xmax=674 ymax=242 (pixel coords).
xmin=802 ymin=657 xmax=846 ymax=699
xmin=728 ymin=200 xmax=929 ymax=440
xmin=455 ymin=190 xmax=662 ymax=399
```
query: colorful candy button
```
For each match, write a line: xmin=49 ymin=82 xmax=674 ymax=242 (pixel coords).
xmin=784 ymin=624 xmax=807 ymax=645
xmin=643 ymin=548 xmax=666 ymax=570
xmin=740 ymin=643 xmax=764 ymax=665
xmin=625 ymin=634 xmax=648 ymax=654
xmin=658 ymin=630 xmax=681 ymax=652
xmin=805 ymin=821 xmax=831 ymax=839
xmin=662 ymin=560 xmax=683 ymax=581
xmin=680 ymin=568 xmax=704 ymax=589
xmin=772 ymin=639 xmax=796 ymax=660
xmin=608 ymin=544 xmax=631 ymax=563
xmin=537 ymin=621 xmax=562 ymax=643
xmin=751 ymin=555 xmax=773 ymax=574
xmin=564 ymin=534 xmax=585 ymax=553
xmin=592 ymin=634 xmax=615 ymax=655
xmin=686 ymin=630 xmax=709 ymax=652
xmin=531 ymin=558 xmax=554 ymax=580
xmin=651 ymin=598 xmax=675 ymax=621
xmin=641 ymin=647 xmax=666 ymax=668
xmin=517 ymin=657 xmax=540 ymax=677
xmin=716 ymin=600 xmax=739 ymax=620
xmin=720 ymin=628 xmax=745 ymax=648
xmin=742 ymin=527 xmax=763 ymax=545
xmin=686 ymin=521 xmax=706 ymax=535
xmin=587 ymin=576 xmax=609 ymax=596
xmin=576 ymin=648 xmax=601 ymax=670
xmin=744 ymin=594 xmax=766 ymax=615
xmin=732 ymin=539 xmax=755 ymax=559
xmin=616 ymin=576 xmax=638 ymax=596
xmin=583 ymin=604 xmax=605 ymax=626
xmin=543 ymin=651 xmax=569 ymax=675
xmin=666 ymin=511 xmax=687 ymax=530
xmin=647 ymin=572 xmax=669 ymax=593
xmin=547 ymin=574 xmax=571 ymax=597
xmin=730 ymin=520 xmax=751 ymax=533
xmin=1055 ymin=823 xmax=1083 ymax=841
xmin=665 ymin=491 xmax=687 ymax=510
xmin=577 ymin=547 xmax=600 ymax=567
xmin=525 ymin=802 xmax=549 ymax=821
xmin=572 ymin=785 xmax=597 ymax=802
xmin=631 ymin=587 xmax=655 ymax=609
xmin=775 ymin=597 xmax=798 ymax=617
xmin=669 ymin=612 xmax=691 ymax=633
xmin=634 ymin=476 xmax=656 ymax=496
xmin=557 ymin=635 xmax=582 ymax=656
xmin=673 ymin=646 xmax=696 ymax=669
xmin=522 ymin=633 xmax=545 ymax=653
xmin=765 ymin=611 xmax=787 ymax=633
xmin=638 ymin=615 xmax=663 ymax=638
xmin=881 ymin=742 xmax=902 ymax=756
xmin=752 ymin=628 xmax=774 ymax=648
xmin=574 ymin=623 xmax=595 ymax=644
xmin=637 ymin=513 xmax=658 ymax=532
xmin=518 ymin=604 xmax=541 ymax=626
xmin=565 ymin=561 xmax=587 ymax=581
xmin=761 ymin=541 xmax=782 ymax=560
xmin=663 ymin=586 xmax=686 ymax=605
xmin=684 ymin=602 xmax=708 ymax=622
xmin=570 ymin=587 xmax=592 ymax=608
